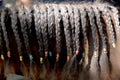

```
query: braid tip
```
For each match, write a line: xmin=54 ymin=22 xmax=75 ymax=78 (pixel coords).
xmin=56 ymin=53 xmax=59 ymax=62
xmin=103 ymin=48 xmax=107 ymax=54
xmin=1 ymin=54 xmax=4 ymax=60
xmin=45 ymin=51 xmax=48 ymax=57
xmin=84 ymin=57 xmax=89 ymax=69
xmin=112 ymin=43 xmax=116 ymax=48
xmin=7 ymin=51 xmax=11 ymax=58
xmin=76 ymin=50 xmax=79 ymax=55
xmin=29 ymin=54 xmax=33 ymax=62
xmin=49 ymin=51 xmax=52 ymax=57
xmin=82 ymin=52 xmax=85 ymax=58
xmin=40 ymin=57 xmax=43 ymax=64
xmin=20 ymin=56 xmax=23 ymax=62
xmin=67 ymin=55 xmax=71 ymax=62
xmin=93 ymin=51 xmax=98 ymax=57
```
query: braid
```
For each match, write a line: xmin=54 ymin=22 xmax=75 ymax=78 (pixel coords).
xmin=0 ymin=9 xmax=5 ymax=61
xmin=53 ymin=4 xmax=61 ymax=60
xmin=108 ymin=5 xmax=120 ymax=38
xmin=79 ymin=5 xmax=89 ymax=68
xmin=79 ymin=6 xmax=87 ymax=54
xmin=10 ymin=7 xmax=22 ymax=56
xmin=87 ymin=6 xmax=98 ymax=55
xmin=0 ymin=10 xmax=3 ymax=55
xmin=98 ymin=4 xmax=116 ymax=48
xmin=93 ymin=5 xmax=110 ymax=80
xmin=1 ymin=8 xmax=10 ymax=54
xmin=92 ymin=5 xmax=107 ymax=53
xmin=73 ymin=5 xmax=80 ymax=55
xmin=46 ymin=4 xmax=55 ymax=57
xmin=86 ymin=5 xmax=100 ymax=80
xmin=18 ymin=5 xmax=30 ymax=59
xmin=66 ymin=4 xmax=75 ymax=55
xmin=61 ymin=5 xmax=71 ymax=61
xmin=33 ymin=4 xmax=44 ymax=60
xmin=40 ymin=5 xmax=48 ymax=55
xmin=24 ymin=6 xmax=33 ymax=55
xmin=23 ymin=5 xmax=36 ymax=77
xmin=0 ymin=31 xmax=2 ymax=54
xmin=47 ymin=4 xmax=55 ymax=39
xmin=16 ymin=5 xmax=31 ymax=76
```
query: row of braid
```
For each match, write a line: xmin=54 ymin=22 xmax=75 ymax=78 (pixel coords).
xmin=0 ymin=3 xmax=119 ymax=79
xmin=60 ymin=4 xmax=71 ymax=61
xmin=98 ymin=4 xmax=116 ymax=48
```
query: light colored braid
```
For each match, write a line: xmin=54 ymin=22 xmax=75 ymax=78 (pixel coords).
xmin=47 ymin=4 xmax=55 ymax=39
xmin=0 ymin=9 xmax=5 ymax=61
xmin=10 ymin=7 xmax=22 ymax=56
xmin=98 ymin=4 xmax=116 ymax=48
xmin=79 ymin=5 xmax=89 ymax=68
xmin=46 ymin=4 xmax=55 ymax=57
xmin=21 ymin=6 xmax=31 ymax=55
xmin=53 ymin=4 xmax=61 ymax=60
xmin=40 ymin=4 xmax=48 ymax=53
xmin=87 ymin=6 xmax=98 ymax=56
xmin=18 ymin=5 xmax=30 ymax=60
xmin=92 ymin=5 xmax=107 ymax=53
xmin=0 ymin=10 xmax=3 ymax=55
xmin=86 ymin=5 xmax=100 ymax=80
xmin=108 ymin=5 xmax=120 ymax=38
xmin=33 ymin=4 xmax=44 ymax=57
xmin=79 ymin=5 xmax=87 ymax=54
xmin=73 ymin=5 xmax=80 ymax=55
xmin=93 ymin=5 xmax=110 ymax=80
xmin=60 ymin=4 xmax=71 ymax=60
xmin=24 ymin=5 xmax=33 ymax=55
xmin=18 ymin=5 xmax=33 ymax=77
xmin=66 ymin=4 xmax=75 ymax=55
xmin=1 ymin=8 xmax=10 ymax=54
